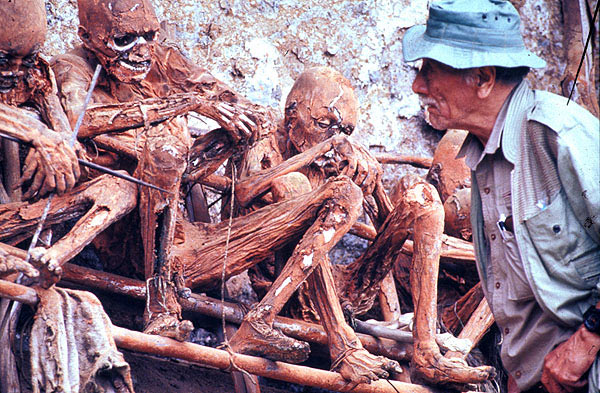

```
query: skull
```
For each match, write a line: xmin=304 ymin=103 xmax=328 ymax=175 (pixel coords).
xmin=0 ymin=0 xmax=47 ymax=104
xmin=284 ymin=67 xmax=358 ymax=153
xmin=78 ymin=0 xmax=160 ymax=83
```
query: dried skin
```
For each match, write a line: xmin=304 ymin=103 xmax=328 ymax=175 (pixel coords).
xmin=0 ymin=54 xmax=80 ymax=198
xmin=0 ymin=0 xmax=46 ymax=57
xmin=228 ymin=67 xmax=401 ymax=384
xmin=51 ymin=0 xmax=279 ymax=341
xmin=0 ymin=246 xmax=39 ymax=279
xmin=284 ymin=67 xmax=358 ymax=154
xmin=0 ymin=0 xmax=48 ymax=105
xmin=30 ymin=287 xmax=134 ymax=393
xmin=425 ymin=129 xmax=470 ymax=203
xmin=443 ymin=187 xmax=472 ymax=241
xmin=78 ymin=0 xmax=160 ymax=83
xmin=0 ymin=175 xmax=137 ymax=270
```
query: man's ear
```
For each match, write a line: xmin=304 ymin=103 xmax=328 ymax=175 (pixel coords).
xmin=475 ymin=66 xmax=496 ymax=99
xmin=78 ymin=25 xmax=91 ymax=46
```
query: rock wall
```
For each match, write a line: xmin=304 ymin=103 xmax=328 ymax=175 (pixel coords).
xmin=41 ymin=0 xmax=588 ymax=268
xmin=43 ymin=0 xmax=583 ymax=187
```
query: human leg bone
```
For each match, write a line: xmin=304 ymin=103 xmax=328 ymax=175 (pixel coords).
xmin=135 ymin=119 xmax=194 ymax=341
xmin=224 ymin=177 xmax=362 ymax=363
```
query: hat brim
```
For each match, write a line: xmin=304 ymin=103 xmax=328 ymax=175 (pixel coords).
xmin=402 ymin=25 xmax=546 ymax=69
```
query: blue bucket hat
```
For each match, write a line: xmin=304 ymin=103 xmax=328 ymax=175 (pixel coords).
xmin=402 ymin=0 xmax=546 ymax=69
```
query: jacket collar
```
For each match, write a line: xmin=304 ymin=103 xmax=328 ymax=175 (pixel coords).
xmin=456 ymin=79 xmax=534 ymax=167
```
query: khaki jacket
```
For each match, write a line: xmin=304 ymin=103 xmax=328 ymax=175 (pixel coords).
xmin=471 ymin=86 xmax=600 ymax=327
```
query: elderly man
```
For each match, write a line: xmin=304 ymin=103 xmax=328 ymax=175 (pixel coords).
xmin=402 ymin=1 xmax=600 ymax=393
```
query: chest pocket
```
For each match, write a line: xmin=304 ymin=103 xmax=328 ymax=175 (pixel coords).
xmin=524 ymin=189 xmax=600 ymax=289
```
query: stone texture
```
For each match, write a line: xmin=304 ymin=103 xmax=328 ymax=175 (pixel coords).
xmin=41 ymin=1 xmax=588 ymax=264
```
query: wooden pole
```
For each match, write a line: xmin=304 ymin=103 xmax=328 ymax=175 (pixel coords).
xmin=444 ymin=298 xmax=494 ymax=360
xmin=59 ymin=264 xmax=412 ymax=361
xmin=350 ymin=222 xmax=476 ymax=261
xmin=113 ymin=326 xmax=434 ymax=393
xmin=372 ymin=153 xmax=433 ymax=169
xmin=0 ymin=278 xmax=432 ymax=393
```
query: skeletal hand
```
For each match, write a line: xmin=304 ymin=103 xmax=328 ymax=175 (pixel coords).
xmin=19 ymin=131 xmax=81 ymax=199
xmin=0 ymin=248 xmax=39 ymax=279
xmin=214 ymin=101 xmax=263 ymax=142
xmin=328 ymin=135 xmax=382 ymax=195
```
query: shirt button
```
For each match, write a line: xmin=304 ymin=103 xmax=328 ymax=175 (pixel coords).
xmin=515 ymin=371 xmax=522 ymax=378
xmin=495 ymin=282 xmax=501 ymax=289
xmin=491 ymin=234 xmax=496 ymax=240
xmin=504 ymin=327 xmax=510 ymax=335
xmin=484 ymin=187 xmax=491 ymax=194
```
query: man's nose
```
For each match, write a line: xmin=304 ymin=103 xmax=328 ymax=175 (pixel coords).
xmin=412 ymin=71 xmax=427 ymax=95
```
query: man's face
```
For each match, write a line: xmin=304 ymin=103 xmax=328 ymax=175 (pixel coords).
xmin=411 ymin=59 xmax=477 ymax=130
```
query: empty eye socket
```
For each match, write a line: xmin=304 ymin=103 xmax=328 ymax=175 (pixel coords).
xmin=340 ymin=125 xmax=354 ymax=135
xmin=22 ymin=54 xmax=38 ymax=68
xmin=143 ymin=31 xmax=157 ymax=42
xmin=114 ymin=33 xmax=137 ymax=47
xmin=317 ymin=120 xmax=331 ymax=129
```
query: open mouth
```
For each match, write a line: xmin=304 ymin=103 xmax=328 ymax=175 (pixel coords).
xmin=118 ymin=59 xmax=151 ymax=72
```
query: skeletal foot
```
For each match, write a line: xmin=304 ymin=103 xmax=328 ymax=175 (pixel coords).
xmin=229 ymin=314 xmax=310 ymax=364
xmin=30 ymin=246 xmax=63 ymax=288
xmin=334 ymin=347 xmax=402 ymax=387
xmin=412 ymin=340 xmax=495 ymax=385
xmin=0 ymin=249 xmax=39 ymax=279
xmin=143 ymin=313 xmax=194 ymax=342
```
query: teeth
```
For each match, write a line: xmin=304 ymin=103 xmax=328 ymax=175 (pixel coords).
xmin=119 ymin=60 xmax=150 ymax=71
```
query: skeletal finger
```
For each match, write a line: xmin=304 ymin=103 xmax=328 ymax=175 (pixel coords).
xmin=24 ymin=171 xmax=45 ymax=199
xmin=56 ymin=173 xmax=67 ymax=195
xmin=368 ymin=370 xmax=380 ymax=381
xmin=344 ymin=156 xmax=357 ymax=178
xmin=46 ymin=259 xmax=59 ymax=273
xmin=19 ymin=260 xmax=39 ymax=278
xmin=239 ymin=113 xmax=257 ymax=128
xmin=38 ymin=173 xmax=57 ymax=198
xmin=72 ymin=157 xmax=81 ymax=180
xmin=64 ymin=168 xmax=77 ymax=192
xmin=236 ymin=121 xmax=252 ymax=138
xmin=20 ymin=152 xmax=39 ymax=185
xmin=217 ymin=104 xmax=234 ymax=118
xmin=218 ymin=102 xmax=235 ymax=112
xmin=362 ymin=169 xmax=376 ymax=195
xmin=353 ymin=161 xmax=368 ymax=187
